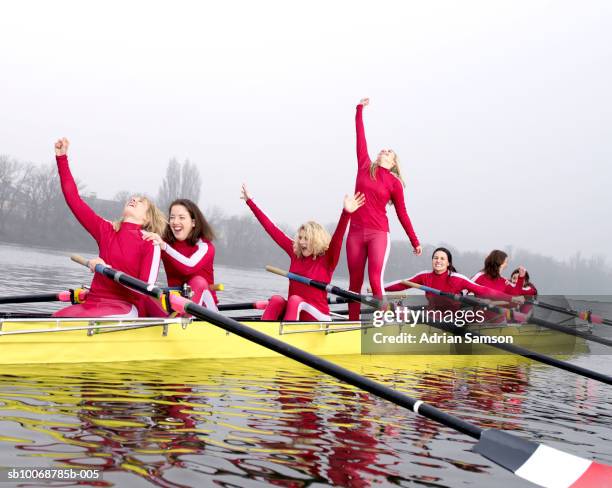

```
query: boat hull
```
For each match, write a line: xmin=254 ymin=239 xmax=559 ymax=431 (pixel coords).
xmin=0 ymin=318 xmax=588 ymax=364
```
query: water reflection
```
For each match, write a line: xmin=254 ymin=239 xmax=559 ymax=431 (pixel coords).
xmin=0 ymin=356 xmax=609 ymax=487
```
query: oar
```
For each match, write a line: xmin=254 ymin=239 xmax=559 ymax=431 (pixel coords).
xmin=164 ymin=283 xmax=224 ymax=292
xmin=218 ymin=300 xmax=269 ymax=312
xmin=70 ymin=255 xmax=611 ymax=488
xmin=0 ymin=288 xmax=88 ymax=305
xmin=265 ymin=265 xmax=382 ymax=309
xmin=402 ymin=281 xmax=612 ymax=348
xmin=528 ymin=298 xmax=612 ymax=326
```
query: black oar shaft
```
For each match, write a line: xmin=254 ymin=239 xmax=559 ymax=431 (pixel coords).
xmin=530 ymin=299 xmax=612 ymax=327
xmin=531 ymin=300 xmax=578 ymax=316
xmin=529 ymin=316 xmax=612 ymax=347
xmin=0 ymin=293 xmax=59 ymax=304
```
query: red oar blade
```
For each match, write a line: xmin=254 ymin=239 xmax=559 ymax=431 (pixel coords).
xmin=474 ymin=429 xmax=612 ymax=487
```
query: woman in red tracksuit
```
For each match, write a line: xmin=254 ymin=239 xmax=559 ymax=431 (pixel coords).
xmin=347 ymin=98 xmax=422 ymax=320
xmin=509 ymin=267 xmax=537 ymax=298
xmin=53 ymin=138 xmax=166 ymax=318
xmin=471 ymin=250 xmax=527 ymax=322
xmin=509 ymin=267 xmax=537 ymax=315
xmin=242 ymin=184 xmax=365 ymax=321
xmin=385 ymin=247 xmax=519 ymax=311
xmin=142 ymin=199 xmax=218 ymax=311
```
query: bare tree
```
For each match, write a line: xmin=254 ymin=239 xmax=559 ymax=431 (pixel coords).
xmin=181 ymin=159 xmax=201 ymax=205
xmin=0 ymin=155 xmax=19 ymax=231
xmin=157 ymin=158 xmax=201 ymax=210
xmin=113 ymin=190 xmax=131 ymax=204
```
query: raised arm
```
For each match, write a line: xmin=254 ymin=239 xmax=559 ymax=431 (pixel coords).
xmin=506 ymin=275 xmax=525 ymax=296
xmin=326 ymin=192 xmax=365 ymax=269
xmin=55 ymin=138 xmax=107 ymax=242
xmin=507 ymin=269 xmax=538 ymax=297
xmin=241 ymin=184 xmax=294 ymax=256
xmin=390 ymin=180 xmax=421 ymax=252
xmin=356 ymin=98 xmax=371 ymax=170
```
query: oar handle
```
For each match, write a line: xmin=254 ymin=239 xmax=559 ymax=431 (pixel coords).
xmin=266 ymin=265 xmax=288 ymax=277
xmin=71 ymin=254 xmax=90 ymax=267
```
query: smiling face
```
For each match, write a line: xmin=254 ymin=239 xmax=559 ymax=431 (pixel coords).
xmin=511 ymin=272 xmax=519 ymax=284
xmin=432 ymin=250 xmax=450 ymax=274
xmin=122 ymin=196 xmax=150 ymax=225
xmin=297 ymin=229 xmax=313 ymax=258
xmin=169 ymin=204 xmax=195 ymax=242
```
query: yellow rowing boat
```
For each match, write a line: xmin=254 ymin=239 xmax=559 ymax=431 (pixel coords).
xmin=0 ymin=317 xmax=588 ymax=364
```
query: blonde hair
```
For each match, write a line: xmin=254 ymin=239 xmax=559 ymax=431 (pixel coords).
xmin=112 ymin=196 xmax=167 ymax=235
xmin=292 ymin=221 xmax=331 ymax=259
xmin=369 ymin=152 xmax=405 ymax=187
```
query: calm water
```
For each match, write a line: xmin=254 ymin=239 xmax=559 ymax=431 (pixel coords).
xmin=0 ymin=243 xmax=611 ymax=487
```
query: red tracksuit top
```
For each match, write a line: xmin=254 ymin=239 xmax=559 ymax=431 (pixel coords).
xmin=246 ymin=199 xmax=350 ymax=315
xmin=57 ymin=155 xmax=160 ymax=312
xmin=471 ymin=271 xmax=522 ymax=322
xmin=162 ymin=239 xmax=218 ymax=304
xmin=386 ymin=270 xmax=513 ymax=311
xmin=471 ymin=271 xmax=519 ymax=295
xmin=507 ymin=278 xmax=537 ymax=315
xmin=507 ymin=277 xmax=537 ymax=297
xmin=351 ymin=104 xmax=419 ymax=247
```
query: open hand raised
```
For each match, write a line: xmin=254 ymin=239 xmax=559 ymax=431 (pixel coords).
xmin=240 ymin=183 xmax=252 ymax=201
xmin=343 ymin=192 xmax=366 ymax=213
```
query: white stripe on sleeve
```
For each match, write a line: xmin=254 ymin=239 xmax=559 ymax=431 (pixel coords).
xmin=147 ymin=245 xmax=161 ymax=285
xmin=165 ymin=239 xmax=208 ymax=268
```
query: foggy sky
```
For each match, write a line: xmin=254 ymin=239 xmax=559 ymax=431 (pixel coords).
xmin=1 ymin=1 xmax=610 ymax=263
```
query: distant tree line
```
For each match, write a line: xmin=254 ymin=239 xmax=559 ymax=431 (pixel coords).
xmin=1 ymin=154 xmax=611 ymax=294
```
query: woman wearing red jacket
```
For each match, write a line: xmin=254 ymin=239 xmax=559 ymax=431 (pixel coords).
xmin=143 ymin=199 xmax=218 ymax=311
xmin=509 ymin=267 xmax=538 ymax=298
xmin=509 ymin=267 xmax=537 ymax=315
xmin=53 ymin=138 xmax=166 ymax=318
xmin=471 ymin=250 xmax=527 ymax=322
xmin=347 ymin=97 xmax=422 ymax=320
xmin=242 ymin=184 xmax=364 ymax=321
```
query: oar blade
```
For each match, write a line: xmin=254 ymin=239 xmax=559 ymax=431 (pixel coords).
xmin=474 ymin=429 xmax=612 ymax=488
